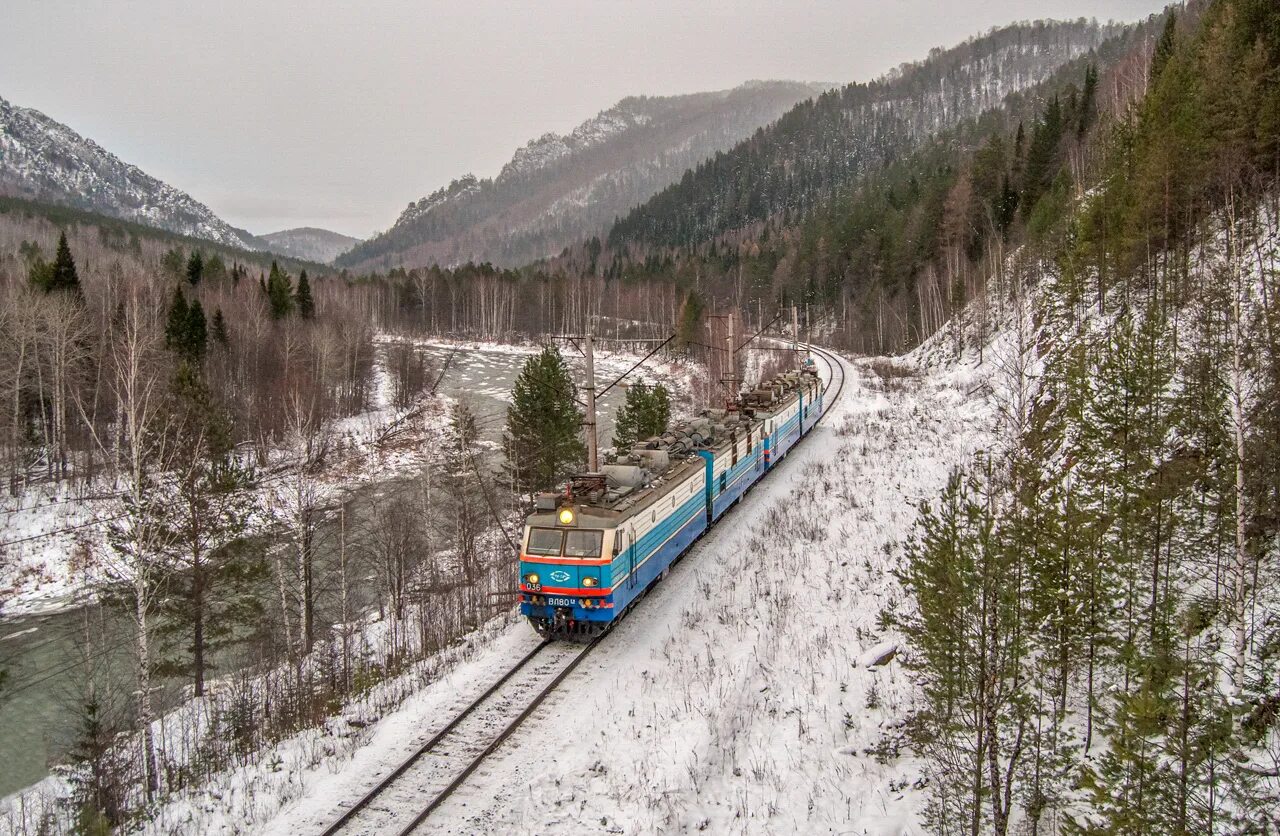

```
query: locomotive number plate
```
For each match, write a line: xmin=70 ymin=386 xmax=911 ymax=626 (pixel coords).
xmin=547 ymin=596 xmax=576 ymax=607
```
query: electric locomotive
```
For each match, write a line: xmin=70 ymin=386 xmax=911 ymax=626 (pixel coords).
xmin=518 ymin=364 xmax=823 ymax=639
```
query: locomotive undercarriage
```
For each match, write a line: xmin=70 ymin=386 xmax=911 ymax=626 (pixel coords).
xmin=529 ymin=607 xmax=608 ymax=642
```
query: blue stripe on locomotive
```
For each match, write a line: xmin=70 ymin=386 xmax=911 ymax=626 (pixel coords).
xmin=521 ymin=371 xmax=826 ymax=630
xmin=519 ymin=489 xmax=707 ymax=624
xmin=698 ymin=440 xmax=765 ymax=521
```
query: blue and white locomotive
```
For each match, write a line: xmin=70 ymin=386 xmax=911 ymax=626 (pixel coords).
xmin=518 ymin=366 xmax=823 ymax=638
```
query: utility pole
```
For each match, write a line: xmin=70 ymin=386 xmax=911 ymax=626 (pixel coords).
xmin=584 ymin=331 xmax=599 ymax=473
xmin=792 ymin=305 xmax=800 ymax=365
xmin=725 ymin=311 xmax=737 ymax=401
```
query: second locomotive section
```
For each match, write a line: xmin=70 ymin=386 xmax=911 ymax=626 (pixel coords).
xmin=518 ymin=368 xmax=823 ymax=639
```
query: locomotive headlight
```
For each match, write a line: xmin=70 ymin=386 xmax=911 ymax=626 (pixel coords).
xmin=524 ymin=572 xmax=539 ymax=585
xmin=582 ymin=576 xmax=598 ymax=587
xmin=558 ymin=507 xmax=575 ymax=525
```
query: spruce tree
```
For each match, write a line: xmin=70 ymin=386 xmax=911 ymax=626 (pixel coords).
xmin=441 ymin=399 xmax=487 ymax=583
xmin=295 ymin=270 xmax=315 ymax=319
xmin=504 ymin=346 xmax=585 ymax=493
xmin=34 ymin=232 xmax=81 ymax=293
xmin=1152 ymin=11 xmax=1178 ymax=82
xmin=156 ymin=364 xmax=260 ymax=695
xmin=65 ymin=697 xmax=124 ymax=834
xmin=212 ymin=308 xmax=230 ymax=347
xmin=186 ymin=300 xmax=208 ymax=362
xmin=186 ymin=250 xmax=204 ymax=286
xmin=613 ymin=381 xmax=673 ymax=451
xmin=165 ymin=287 xmax=190 ymax=352
xmin=612 ymin=381 xmax=648 ymax=450
xmin=265 ymin=261 xmax=294 ymax=320
xmin=675 ymin=292 xmax=705 ymax=350
xmin=1078 ymin=64 xmax=1099 ymax=137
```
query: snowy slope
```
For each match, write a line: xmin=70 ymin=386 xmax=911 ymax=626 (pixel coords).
xmin=258 ymin=227 xmax=361 ymax=263
xmin=337 ymin=81 xmax=829 ymax=272
xmin=0 ymin=95 xmax=261 ymax=250
xmin=141 ymin=340 xmax=1003 ymax=834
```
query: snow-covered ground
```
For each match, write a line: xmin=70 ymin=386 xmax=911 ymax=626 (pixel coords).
xmin=154 ymin=339 xmax=1002 ymax=835
xmin=0 ymin=336 xmax=702 ymax=619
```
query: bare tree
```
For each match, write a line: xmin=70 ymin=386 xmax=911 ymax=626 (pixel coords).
xmin=86 ymin=283 xmax=182 ymax=798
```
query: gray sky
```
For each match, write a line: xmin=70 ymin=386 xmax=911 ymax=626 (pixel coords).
xmin=2 ymin=0 xmax=1166 ymax=238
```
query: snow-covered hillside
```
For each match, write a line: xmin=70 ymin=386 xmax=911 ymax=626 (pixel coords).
xmin=337 ymin=81 xmax=830 ymax=272
xmin=0 ymin=95 xmax=260 ymax=250
xmin=258 ymin=227 xmax=361 ymax=264
xmin=127 ymin=340 xmax=1004 ymax=834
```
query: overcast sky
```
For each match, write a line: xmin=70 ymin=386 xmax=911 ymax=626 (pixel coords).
xmin=2 ymin=0 xmax=1166 ymax=237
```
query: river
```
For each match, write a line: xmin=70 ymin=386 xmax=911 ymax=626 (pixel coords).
xmin=0 ymin=342 xmax=635 ymax=798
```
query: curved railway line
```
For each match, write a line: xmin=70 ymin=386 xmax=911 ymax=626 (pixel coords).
xmin=316 ymin=344 xmax=846 ymax=835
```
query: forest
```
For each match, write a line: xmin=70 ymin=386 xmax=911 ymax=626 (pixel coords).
xmin=548 ymin=18 xmax=1155 ymax=357
xmin=0 ymin=0 xmax=1277 ymax=830
xmin=896 ymin=0 xmax=1280 ymax=831
xmin=0 ymin=200 xmax=693 ymax=829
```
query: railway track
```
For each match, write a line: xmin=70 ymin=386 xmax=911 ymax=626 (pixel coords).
xmin=316 ymin=346 xmax=846 ymax=835
xmin=318 ymin=638 xmax=597 ymax=836
xmin=806 ymin=343 xmax=847 ymax=419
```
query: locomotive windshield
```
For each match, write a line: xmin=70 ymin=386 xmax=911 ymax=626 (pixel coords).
xmin=564 ymin=530 xmax=603 ymax=558
xmin=526 ymin=528 xmax=563 ymax=556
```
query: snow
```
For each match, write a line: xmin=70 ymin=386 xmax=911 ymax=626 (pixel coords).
xmin=146 ymin=335 xmax=1004 ymax=834
xmin=0 ymin=95 xmax=259 ymax=250
xmin=0 ymin=336 xmax=699 ymax=619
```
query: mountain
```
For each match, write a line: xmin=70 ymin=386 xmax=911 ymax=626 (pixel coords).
xmin=0 ymin=94 xmax=261 ymax=251
xmin=550 ymin=18 xmax=1152 ymax=357
xmin=608 ymin=20 xmax=1127 ymax=250
xmin=336 ymin=80 xmax=831 ymax=272
xmin=259 ymin=226 xmax=360 ymax=264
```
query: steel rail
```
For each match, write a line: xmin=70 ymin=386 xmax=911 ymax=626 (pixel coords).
xmin=393 ymin=637 xmax=601 ymax=835
xmin=322 ymin=344 xmax=843 ymax=836
xmin=318 ymin=638 xmax=555 ymax=836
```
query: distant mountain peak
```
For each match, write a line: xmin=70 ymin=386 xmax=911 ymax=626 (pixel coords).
xmin=339 ymin=79 xmax=829 ymax=272
xmin=0 ymin=94 xmax=261 ymax=250
xmin=258 ymin=227 xmax=361 ymax=264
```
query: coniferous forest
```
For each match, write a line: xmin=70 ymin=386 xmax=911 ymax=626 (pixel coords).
xmin=0 ymin=0 xmax=1278 ymax=831
xmin=896 ymin=1 xmax=1280 ymax=831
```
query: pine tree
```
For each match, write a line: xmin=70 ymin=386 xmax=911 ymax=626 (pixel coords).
xmin=295 ymin=270 xmax=315 ymax=319
xmin=504 ymin=346 xmax=584 ymax=493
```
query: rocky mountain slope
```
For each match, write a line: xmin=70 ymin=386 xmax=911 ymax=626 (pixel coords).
xmin=337 ymin=81 xmax=830 ymax=272
xmin=259 ymin=226 xmax=361 ymax=263
xmin=0 ymin=94 xmax=262 ymax=250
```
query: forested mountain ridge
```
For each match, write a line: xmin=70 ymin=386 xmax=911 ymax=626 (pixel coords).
xmin=550 ymin=17 xmax=1158 ymax=357
xmin=259 ymin=226 xmax=361 ymax=264
xmin=606 ymin=19 xmax=1125 ymax=251
xmin=892 ymin=0 xmax=1280 ymax=831
xmin=335 ymin=81 xmax=830 ymax=272
xmin=0 ymin=95 xmax=264 ymax=251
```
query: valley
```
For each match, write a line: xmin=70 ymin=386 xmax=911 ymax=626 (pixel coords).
xmin=2 ymin=1 xmax=1279 ymax=833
